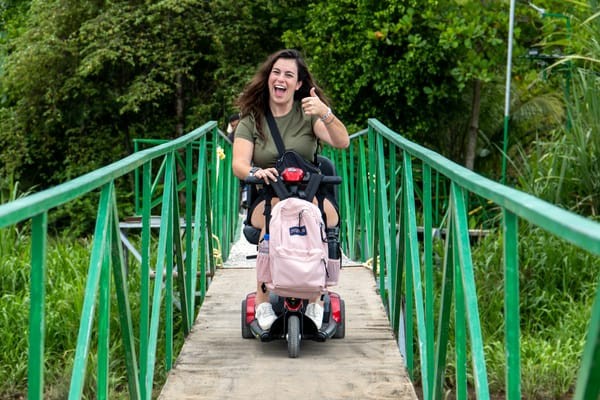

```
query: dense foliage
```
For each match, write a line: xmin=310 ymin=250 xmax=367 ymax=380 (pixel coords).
xmin=1 ymin=0 xmax=599 ymax=398
xmin=1 ymin=0 xmax=595 ymax=202
xmin=0 ymin=0 xmax=300 ymax=189
xmin=283 ymin=0 xmax=516 ymax=166
xmin=1 ymin=0 xmax=579 ymax=189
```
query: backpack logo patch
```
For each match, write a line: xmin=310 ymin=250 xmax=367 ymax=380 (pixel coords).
xmin=289 ymin=225 xmax=307 ymax=236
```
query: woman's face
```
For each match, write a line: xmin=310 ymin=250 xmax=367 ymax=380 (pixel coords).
xmin=268 ymin=58 xmax=302 ymax=107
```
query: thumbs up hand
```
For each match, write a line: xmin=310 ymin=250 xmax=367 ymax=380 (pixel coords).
xmin=301 ymin=87 xmax=329 ymax=119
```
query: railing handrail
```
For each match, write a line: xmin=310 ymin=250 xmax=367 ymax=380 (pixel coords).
xmin=368 ymin=118 xmax=600 ymax=255
xmin=0 ymin=121 xmax=217 ymax=228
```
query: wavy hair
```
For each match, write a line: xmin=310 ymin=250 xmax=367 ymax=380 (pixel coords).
xmin=236 ymin=49 xmax=329 ymax=140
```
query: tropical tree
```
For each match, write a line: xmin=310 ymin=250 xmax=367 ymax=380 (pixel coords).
xmin=0 ymin=0 xmax=315 ymax=192
xmin=282 ymin=0 xmax=558 ymax=172
xmin=1 ymin=1 xmax=219 ymax=184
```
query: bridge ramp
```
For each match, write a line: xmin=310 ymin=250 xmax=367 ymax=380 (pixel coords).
xmin=159 ymin=237 xmax=417 ymax=399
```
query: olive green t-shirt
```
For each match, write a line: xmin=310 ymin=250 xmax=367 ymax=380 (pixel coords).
xmin=235 ymin=101 xmax=319 ymax=168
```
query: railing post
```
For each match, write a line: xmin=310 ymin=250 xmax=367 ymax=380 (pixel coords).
xmin=190 ymin=135 xmax=208 ymax=310
xmin=423 ymin=163 xmax=435 ymax=397
xmin=97 ymin=221 xmax=111 ymax=399
xmin=185 ymin=142 xmax=194 ymax=307
xmin=145 ymin=152 xmax=175 ymax=392
xmin=140 ymin=161 xmax=151 ymax=400
xmin=503 ymin=210 xmax=521 ymax=399
xmin=574 ymin=282 xmax=600 ymax=400
xmin=402 ymin=151 xmax=431 ymax=393
xmin=165 ymin=155 xmax=175 ymax=371
xmin=368 ymin=124 xmax=377 ymax=264
xmin=337 ymin=147 xmax=352 ymax=258
xmin=433 ymin=211 xmax=455 ymax=400
xmin=172 ymin=173 xmax=190 ymax=335
xmin=375 ymin=135 xmax=390 ymax=310
xmin=358 ymin=136 xmax=370 ymax=261
xmin=402 ymin=153 xmax=414 ymax=377
xmin=110 ymin=190 xmax=141 ymax=400
xmin=69 ymin=183 xmax=113 ymax=400
xmin=451 ymin=183 xmax=490 ymax=399
xmin=28 ymin=212 xmax=48 ymax=400
xmin=389 ymin=142 xmax=400 ymax=334
xmin=454 ymin=237 xmax=467 ymax=400
xmin=199 ymin=138 xmax=212 ymax=298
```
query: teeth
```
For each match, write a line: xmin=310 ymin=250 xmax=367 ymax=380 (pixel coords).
xmin=275 ymin=85 xmax=286 ymax=90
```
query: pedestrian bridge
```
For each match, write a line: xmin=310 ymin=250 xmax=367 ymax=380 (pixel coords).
xmin=0 ymin=120 xmax=598 ymax=399
xmin=158 ymin=260 xmax=417 ymax=399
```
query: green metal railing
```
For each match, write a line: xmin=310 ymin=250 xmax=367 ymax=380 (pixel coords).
xmin=0 ymin=121 xmax=239 ymax=399
xmin=2 ymin=117 xmax=599 ymax=399
xmin=325 ymin=119 xmax=600 ymax=400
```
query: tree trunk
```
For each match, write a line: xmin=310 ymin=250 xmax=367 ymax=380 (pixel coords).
xmin=465 ymin=79 xmax=482 ymax=170
xmin=175 ymin=72 xmax=184 ymax=137
xmin=175 ymin=73 xmax=186 ymax=208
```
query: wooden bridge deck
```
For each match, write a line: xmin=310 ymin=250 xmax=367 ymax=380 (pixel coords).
xmin=158 ymin=234 xmax=418 ymax=400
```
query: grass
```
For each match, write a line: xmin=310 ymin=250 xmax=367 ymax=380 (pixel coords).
xmin=406 ymin=219 xmax=598 ymax=399
xmin=385 ymin=216 xmax=598 ymax=400
xmin=0 ymin=223 xmax=187 ymax=399
xmin=472 ymin=226 xmax=598 ymax=399
xmin=514 ymin=9 xmax=600 ymax=218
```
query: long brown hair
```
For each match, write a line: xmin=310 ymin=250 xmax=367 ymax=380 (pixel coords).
xmin=236 ymin=49 xmax=330 ymax=140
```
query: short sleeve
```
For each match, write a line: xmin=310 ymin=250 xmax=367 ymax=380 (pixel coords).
xmin=234 ymin=115 xmax=255 ymax=143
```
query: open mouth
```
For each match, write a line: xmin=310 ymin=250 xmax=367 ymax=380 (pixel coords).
xmin=274 ymin=85 xmax=287 ymax=97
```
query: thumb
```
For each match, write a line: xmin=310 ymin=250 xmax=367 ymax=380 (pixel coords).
xmin=310 ymin=87 xmax=317 ymax=98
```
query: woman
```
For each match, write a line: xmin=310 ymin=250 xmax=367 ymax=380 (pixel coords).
xmin=232 ymin=49 xmax=349 ymax=331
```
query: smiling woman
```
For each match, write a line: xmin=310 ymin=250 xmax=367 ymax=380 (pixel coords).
xmin=231 ymin=49 xmax=349 ymax=330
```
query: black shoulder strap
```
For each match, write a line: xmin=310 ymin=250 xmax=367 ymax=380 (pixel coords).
xmin=263 ymin=190 xmax=273 ymax=235
xmin=265 ymin=108 xmax=285 ymax=157
xmin=304 ymin=173 xmax=322 ymax=203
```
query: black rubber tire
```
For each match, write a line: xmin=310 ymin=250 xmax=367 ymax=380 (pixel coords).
xmin=287 ymin=315 xmax=301 ymax=358
xmin=241 ymin=300 xmax=253 ymax=339
xmin=333 ymin=299 xmax=345 ymax=339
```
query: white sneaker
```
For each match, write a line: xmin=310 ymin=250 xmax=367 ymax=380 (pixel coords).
xmin=255 ymin=302 xmax=276 ymax=330
xmin=305 ymin=303 xmax=323 ymax=330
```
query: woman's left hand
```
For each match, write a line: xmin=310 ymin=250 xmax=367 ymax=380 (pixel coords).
xmin=301 ymin=87 xmax=328 ymax=118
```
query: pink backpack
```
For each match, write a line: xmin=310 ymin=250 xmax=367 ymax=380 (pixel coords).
xmin=266 ymin=197 xmax=329 ymax=299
